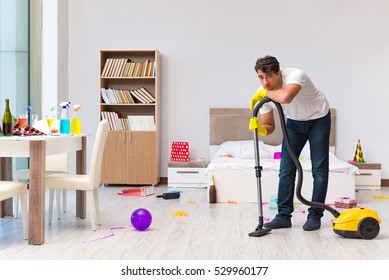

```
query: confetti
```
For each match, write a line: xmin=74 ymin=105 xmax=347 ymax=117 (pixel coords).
xmin=228 ymin=200 xmax=237 ymax=204
xmin=373 ymin=195 xmax=389 ymax=199
xmin=187 ymin=200 xmax=197 ymax=204
xmin=170 ymin=210 xmax=188 ymax=217
xmin=298 ymin=209 xmax=306 ymax=214
xmin=83 ymin=226 xmax=130 ymax=243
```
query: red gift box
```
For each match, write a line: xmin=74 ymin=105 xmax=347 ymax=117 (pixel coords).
xmin=170 ymin=141 xmax=190 ymax=162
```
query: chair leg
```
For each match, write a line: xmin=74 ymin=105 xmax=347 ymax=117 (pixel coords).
xmin=48 ymin=189 xmax=55 ymax=225
xmin=14 ymin=194 xmax=19 ymax=219
xmin=87 ymin=191 xmax=97 ymax=231
xmin=93 ymin=189 xmax=101 ymax=226
xmin=19 ymin=192 xmax=28 ymax=240
xmin=56 ymin=189 xmax=61 ymax=220
xmin=62 ymin=189 xmax=67 ymax=213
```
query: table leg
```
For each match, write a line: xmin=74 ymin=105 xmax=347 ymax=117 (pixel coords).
xmin=28 ymin=140 xmax=46 ymax=245
xmin=0 ymin=157 xmax=13 ymax=217
xmin=76 ymin=136 xmax=87 ymax=219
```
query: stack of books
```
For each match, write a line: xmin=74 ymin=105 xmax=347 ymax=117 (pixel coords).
xmin=101 ymin=58 xmax=156 ymax=78
xmin=101 ymin=87 xmax=155 ymax=104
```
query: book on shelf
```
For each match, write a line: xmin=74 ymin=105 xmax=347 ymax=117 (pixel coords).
xmin=101 ymin=58 xmax=112 ymax=77
xmin=143 ymin=60 xmax=149 ymax=77
xmin=113 ymin=59 xmax=122 ymax=77
xmin=123 ymin=60 xmax=131 ymax=77
xmin=135 ymin=89 xmax=152 ymax=103
xmin=130 ymin=90 xmax=146 ymax=104
xmin=127 ymin=115 xmax=156 ymax=131
xmin=101 ymin=88 xmax=111 ymax=104
xmin=139 ymin=87 xmax=155 ymax=102
xmin=101 ymin=111 xmax=133 ymax=131
xmin=114 ymin=89 xmax=128 ymax=104
xmin=125 ymin=89 xmax=135 ymax=103
xmin=146 ymin=61 xmax=154 ymax=77
xmin=106 ymin=88 xmax=117 ymax=103
xmin=119 ymin=59 xmax=130 ymax=77
xmin=101 ymin=111 xmax=113 ymax=130
xmin=107 ymin=59 xmax=117 ymax=77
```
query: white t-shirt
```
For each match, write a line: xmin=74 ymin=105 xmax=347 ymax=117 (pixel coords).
xmin=259 ymin=67 xmax=329 ymax=121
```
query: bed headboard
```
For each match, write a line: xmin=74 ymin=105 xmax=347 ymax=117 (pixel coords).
xmin=210 ymin=108 xmax=336 ymax=155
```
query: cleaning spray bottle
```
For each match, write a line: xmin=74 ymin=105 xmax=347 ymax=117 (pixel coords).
xmin=70 ymin=104 xmax=82 ymax=135
xmin=59 ymin=101 xmax=71 ymax=134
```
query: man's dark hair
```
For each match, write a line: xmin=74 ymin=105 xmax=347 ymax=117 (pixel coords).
xmin=254 ymin=55 xmax=280 ymax=74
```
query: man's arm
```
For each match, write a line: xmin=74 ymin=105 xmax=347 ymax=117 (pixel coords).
xmin=266 ymin=83 xmax=301 ymax=104
xmin=260 ymin=110 xmax=275 ymax=135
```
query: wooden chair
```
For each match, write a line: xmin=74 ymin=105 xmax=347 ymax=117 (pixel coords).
xmin=45 ymin=120 xmax=109 ymax=230
xmin=0 ymin=181 xmax=28 ymax=239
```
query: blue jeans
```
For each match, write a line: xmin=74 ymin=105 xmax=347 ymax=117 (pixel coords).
xmin=277 ymin=111 xmax=331 ymax=219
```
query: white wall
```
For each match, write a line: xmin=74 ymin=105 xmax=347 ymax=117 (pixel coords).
xmin=65 ymin=0 xmax=389 ymax=178
xmin=42 ymin=0 xmax=57 ymax=117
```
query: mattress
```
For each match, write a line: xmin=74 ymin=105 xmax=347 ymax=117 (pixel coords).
xmin=205 ymin=140 xmax=357 ymax=203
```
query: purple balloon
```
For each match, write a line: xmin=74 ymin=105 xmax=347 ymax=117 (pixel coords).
xmin=130 ymin=208 xmax=152 ymax=231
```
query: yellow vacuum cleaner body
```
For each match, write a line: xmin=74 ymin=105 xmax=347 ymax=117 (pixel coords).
xmin=332 ymin=208 xmax=381 ymax=240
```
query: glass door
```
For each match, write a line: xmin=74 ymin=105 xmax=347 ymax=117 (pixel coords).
xmin=0 ymin=0 xmax=29 ymax=172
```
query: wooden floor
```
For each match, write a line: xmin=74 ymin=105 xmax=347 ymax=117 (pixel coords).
xmin=1 ymin=185 xmax=389 ymax=260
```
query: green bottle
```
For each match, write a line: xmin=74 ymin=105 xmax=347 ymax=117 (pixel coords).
xmin=2 ymin=99 xmax=13 ymax=136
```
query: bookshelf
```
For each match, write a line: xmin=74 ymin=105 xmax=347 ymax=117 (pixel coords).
xmin=99 ymin=49 xmax=160 ymax=185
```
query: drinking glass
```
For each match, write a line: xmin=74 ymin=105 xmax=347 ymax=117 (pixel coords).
xmin=18 ymin=114 xmax=28 ymax=136
xmin=31 ymin=114 xmax=38 ymax=126
xmin=46 ymin=115 xmax=55 ymax=135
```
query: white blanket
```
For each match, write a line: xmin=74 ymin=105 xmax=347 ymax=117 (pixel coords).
xmin=206 ymin=141 xmax=358 ymax=174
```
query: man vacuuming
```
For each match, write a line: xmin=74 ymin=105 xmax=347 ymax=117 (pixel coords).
xmin=249 ymin=55 xmax=331 ymax=231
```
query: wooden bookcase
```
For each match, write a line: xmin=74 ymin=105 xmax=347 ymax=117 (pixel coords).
xmin=99 ymin=49 xmax=160 ymax=185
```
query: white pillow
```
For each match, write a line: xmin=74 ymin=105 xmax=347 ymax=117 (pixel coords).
xmin=213 ymin=140 xmax=275 ymax=159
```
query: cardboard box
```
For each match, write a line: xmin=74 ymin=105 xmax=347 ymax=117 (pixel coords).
xmin=118 ymin=186 xmax=155 ymax=197
xmin=335 ymin=197 xmax=357 ymax=208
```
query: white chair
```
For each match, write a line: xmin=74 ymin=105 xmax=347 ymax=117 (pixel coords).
xmin=15 ymin=153 xmax=69 ymax=220
xmin=14 ymin=119 xmax=68 ymax=219
xmin=45 ymin=119 xmax=109 ymax=231
xmin=0 ymin=181 xmax=28 ymax=239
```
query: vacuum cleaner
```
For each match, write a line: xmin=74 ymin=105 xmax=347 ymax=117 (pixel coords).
xmin=249 ymin=98 xmax=381 ymax=239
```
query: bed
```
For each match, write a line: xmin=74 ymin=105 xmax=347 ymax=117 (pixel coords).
xmin=206 ymin=108 xmax=357 ymax=204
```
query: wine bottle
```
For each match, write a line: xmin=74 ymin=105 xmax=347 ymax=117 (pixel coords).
xmin=157 ymin=192 xmax=180 ymax=199
xmin=209 ymin=175 xmax=217 ymax=203
xmin=2 ymin=99 xmax=13 ymax=136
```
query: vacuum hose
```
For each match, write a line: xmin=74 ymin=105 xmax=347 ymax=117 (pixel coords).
xmin=253 ymin=98 xmax=340 ymax=218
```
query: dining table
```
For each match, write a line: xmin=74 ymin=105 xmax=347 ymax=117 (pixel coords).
xmin=0 ymin=134 xmax=87 ymax=245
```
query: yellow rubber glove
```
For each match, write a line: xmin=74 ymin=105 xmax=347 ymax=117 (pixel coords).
xmin=249 ymin=89 xmax=267 ymax=111
xmin=249 ymin=117 xmax=268 ymax=136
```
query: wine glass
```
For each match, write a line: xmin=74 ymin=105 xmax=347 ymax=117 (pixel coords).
xmin=31 ymin=114 xmax=38 ymax=126
xmin=46 ymin=114 xmax=55 ymax=135
xmin=18 ymin=114 xmax=28 ymax=136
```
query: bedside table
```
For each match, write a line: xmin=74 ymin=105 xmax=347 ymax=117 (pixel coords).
xmin=168 ymin=161 xmax=209 ymax=188
xmin=350 ymin=162 xmax=381 ymax=190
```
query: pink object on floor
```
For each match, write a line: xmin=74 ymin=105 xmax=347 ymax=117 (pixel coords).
xmin=273 ymin=152 xmax=282 ymax=159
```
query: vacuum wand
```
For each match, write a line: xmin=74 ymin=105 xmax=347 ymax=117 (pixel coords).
xmin=249 ymin=98 xmax=272 ymax=237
